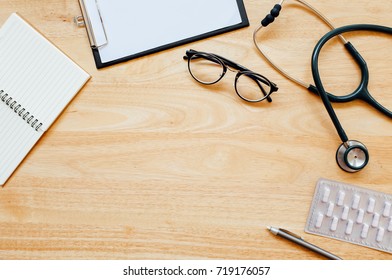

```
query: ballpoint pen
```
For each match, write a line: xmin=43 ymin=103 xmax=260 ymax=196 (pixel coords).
xmin=267 ymin=226 xmax=343 ymax=260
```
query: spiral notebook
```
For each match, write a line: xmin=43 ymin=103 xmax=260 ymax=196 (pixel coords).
xmin=0 ymin=13 xmax=90 ymax=186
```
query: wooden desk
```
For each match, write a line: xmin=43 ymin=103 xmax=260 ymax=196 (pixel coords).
xmin=0 ymin=0 xmax=391 ymax=260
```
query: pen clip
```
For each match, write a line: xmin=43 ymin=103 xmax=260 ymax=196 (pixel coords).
xmin=280 ymin=229 xmax=303 ymax=240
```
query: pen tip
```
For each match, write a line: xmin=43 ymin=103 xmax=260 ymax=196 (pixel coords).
xmin=266 ymin=226 xmax=271 ymax=231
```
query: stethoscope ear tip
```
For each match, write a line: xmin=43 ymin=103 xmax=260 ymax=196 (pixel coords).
xmin=336 ymin=140 xmax=369 ymax=173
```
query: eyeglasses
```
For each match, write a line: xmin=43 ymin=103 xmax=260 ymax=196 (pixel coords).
xmin=184 ymin=49 xmax=278 ymax=103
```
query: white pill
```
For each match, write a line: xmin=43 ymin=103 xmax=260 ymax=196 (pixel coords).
xmin=388 ymin=218 xmax=392 ymax=232
xmin=322 ymin=187 xmax=331 ymax=203
xmin=352 ymin=194 xmax=361 ymax=210
xmin=315 ymin=213 xmax=324 ymax=229
xmin=376 ymin=227 xmax=385 ymax=243
xmin=337 ymin=191 xmax=345 ymax=206
xmin=361 ymin=224 xmax=369 ymax=239
xmin=383 ymin=202 xmax=391 ymax=217
xmin=330 ymin=216 xmax=339 ymax=231
xmin=372 ymin=213 xmax=380 ymax=228
xmin=367 ymin=198 xmax=376 ymax=213
xmin=326 ymin=202 xmax=335 ymax=217
xmin=341 ymin=206 xmax=349 ymax=221
xmin=356 ymin=209 xmax=365 ymax=224
xmin=345 ymin=220 xmax=354 ymax=235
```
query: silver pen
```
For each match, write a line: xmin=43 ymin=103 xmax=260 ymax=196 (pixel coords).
xmin=267 ymin=226 xmax=343 ymax=260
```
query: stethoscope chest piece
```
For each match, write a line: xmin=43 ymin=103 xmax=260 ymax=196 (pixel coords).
xmin=336 ymin=140 xmax=369 ymax=172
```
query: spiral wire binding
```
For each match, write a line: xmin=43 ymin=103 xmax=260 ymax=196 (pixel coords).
xmin=0 ymin=89 xmax=43 ymax=132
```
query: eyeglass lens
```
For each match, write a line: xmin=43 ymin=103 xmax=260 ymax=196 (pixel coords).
xmin=188 ymin=54 xmax=224 ymax=84
xmin=235 ymin=73 xmax=272 ymax=102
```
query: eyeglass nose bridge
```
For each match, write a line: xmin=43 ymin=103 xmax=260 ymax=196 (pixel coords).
xmin=226 ymin=65 xmax=238 ymax=73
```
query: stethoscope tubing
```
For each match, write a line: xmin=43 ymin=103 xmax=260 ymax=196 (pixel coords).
xmin=312 ymin=24 xmax=392 ymax=142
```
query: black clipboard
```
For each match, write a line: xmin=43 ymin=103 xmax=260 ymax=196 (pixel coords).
xmin=77 ymin=0 xmax=249 ymax=69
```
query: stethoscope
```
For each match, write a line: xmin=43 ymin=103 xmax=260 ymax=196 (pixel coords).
xmin=253 ymin=0 xmax=392 ymax=173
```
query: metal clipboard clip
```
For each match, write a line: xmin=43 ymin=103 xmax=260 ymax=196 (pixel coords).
xmin=75 ymin=0 xmax=108 ymax=49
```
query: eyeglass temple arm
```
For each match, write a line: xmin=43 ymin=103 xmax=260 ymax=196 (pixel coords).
xmin=257 ymin=80 xmax=272 ymax=102
xmin=184 ymin=49 xmax=250 ymax=73
xmin=252 ymin=75 xmax=279 ymax=103
xmin=213 ymin=54 xmax=251 ymax=73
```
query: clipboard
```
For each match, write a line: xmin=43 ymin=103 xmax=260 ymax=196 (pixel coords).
xmin=76 ymin=0 xmax=249 ymax=69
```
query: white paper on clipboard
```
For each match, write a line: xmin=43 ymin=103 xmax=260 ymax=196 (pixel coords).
xmin=78 ymin=0 xmax=248 ymax=68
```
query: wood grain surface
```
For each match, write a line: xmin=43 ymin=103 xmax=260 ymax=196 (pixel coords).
xmin=0 ymin=0 xmax=391 ymax=259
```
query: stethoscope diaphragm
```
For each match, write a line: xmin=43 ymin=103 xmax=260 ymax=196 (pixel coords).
xmin=336 ymin=140 xmax=369 ymax=172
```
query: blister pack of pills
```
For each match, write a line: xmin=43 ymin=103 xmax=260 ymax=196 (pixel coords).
xmin=305 ymin=178 xmax=392 ymax=254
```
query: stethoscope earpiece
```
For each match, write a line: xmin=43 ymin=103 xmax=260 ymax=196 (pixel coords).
xmin=336 ymin=140 xmax=369 ymax=172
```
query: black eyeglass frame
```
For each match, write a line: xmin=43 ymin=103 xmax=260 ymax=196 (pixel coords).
xmin=184 ymin=49 xmax=278 ymax=103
